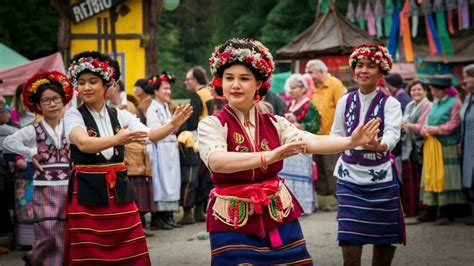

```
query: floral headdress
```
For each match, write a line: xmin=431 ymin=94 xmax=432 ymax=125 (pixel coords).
xmin=148 ymin=71 xmax=176 ymax=87
xmin=349 ymin=43 xmax=393 ymax=74
xmin=209 ymin=38 xmax=275 ymax=91
xmin=23 ymin=71 xmax=73 ymax=114
xmin=67 ymin=54 xmax=115 ymax=88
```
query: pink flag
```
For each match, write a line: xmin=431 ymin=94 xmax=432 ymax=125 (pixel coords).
xmin=365 ymin=0 xmax=377 ymax=36
xmin=0 ymin=53 xmax=65 ymax=96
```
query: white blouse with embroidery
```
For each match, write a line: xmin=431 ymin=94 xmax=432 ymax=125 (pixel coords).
xmin=64 ymin=105 xmax=149 ymax=160
xmin=198 ymin=105 xmax=313 ymax=168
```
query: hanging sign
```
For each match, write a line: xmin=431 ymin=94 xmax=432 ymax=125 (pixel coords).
xmin=70 ymin=0 xmax=123 ymax=23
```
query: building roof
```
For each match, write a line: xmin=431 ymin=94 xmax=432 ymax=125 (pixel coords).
xmin=277 ymin=6 xmax=380 ymax=58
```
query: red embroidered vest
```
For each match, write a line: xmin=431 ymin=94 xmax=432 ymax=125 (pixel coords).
xmin=207 ymin=105 xmax=302 ymax=236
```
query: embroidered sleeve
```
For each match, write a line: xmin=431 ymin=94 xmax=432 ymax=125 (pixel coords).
xmin=119 ymin=108 xmax=150 ymax=134
xmin=276 ymin=115 xmax=312 ymax=145
xmin=198 ymin=116 xmax=227 ymax=168
xmin=330 ymin=95 xmax=348 ymax=137
xmin=3 ymin=125 xmax=37 ymax=159
xmin=438 ymin=99 xmax=462 ymax=135
xmin=64 ymin=108 xmax=87 ymax=144
xmin=381 ymin=97 xmax=402 ymax=150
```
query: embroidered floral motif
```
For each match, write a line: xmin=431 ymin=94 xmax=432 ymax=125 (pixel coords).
xmin=233 ymin=132 xmax=245 ymax=145
xmin=260 ymin=139 xmax=270 ymax=151
xmin=338 ymin=164 xmax=351 ymax=179
xmin=87 ymin=128 xmax=98 ymax=137
xmin=369 ymin=169 xmax=388 ymax=182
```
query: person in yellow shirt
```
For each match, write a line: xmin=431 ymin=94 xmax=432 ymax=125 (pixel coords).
xmin=306 ymin=59 xmax=345 ymax=210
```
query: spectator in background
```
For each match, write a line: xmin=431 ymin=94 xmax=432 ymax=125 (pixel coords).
xmin=461 ymin=64 xmax=474 ymax=225
xmin=263 ymin=89 xmax=286 ymax=116
xmin=0 ymin=95 xmax=15 ymax=256
xmin=306 ymin=59 xmax=344 ymax=210
xmin=384 ymin=73 xmax=411 ymax=184
xmin=400 ymin=80 xmax=432 ymax=217
xmin=385 ymin=73 xmax=411 ymax=112
xmin=146 ymin=72 xmax=182 ymax=230
xmin=134 ymin=78 xmax=153 ymax=124
xmin=280 ymin=73 xmax=320 ymax=214
xmin=10 ymin=83 xmax=36 ymax=128
xmin=419 ymin=76 xmax=465 ymax=225
xmin=179 ymin=66 xmax=214 ymax=224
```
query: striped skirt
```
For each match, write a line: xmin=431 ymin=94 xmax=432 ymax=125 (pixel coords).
xmin=401 ymin=161 xmax=423 ymax=216
xmin=280 ymin=154 xmax=315 ymax=214
xmin=210 ymin=220 xmax=313 ymax=265
xmin=421 ymin=144 xmax=466 ymax=206
xmin=65 ymin=180 xmax=151 ymax=265
xmin=27 ymin=185 xmax=68 ymax=266
xmin=336 ymin=178 xmax=405 ymax=245
xmin=129 ymin=176 xmax=155 ymax=213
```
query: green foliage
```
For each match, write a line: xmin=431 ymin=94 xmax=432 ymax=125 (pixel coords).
xmin=0 ymin=0 xmax=58 ymax=59
xmin=261 ymin=0 xmax=316 ymax=53
xmin=157 ymin=0 xmax=218 ymax=99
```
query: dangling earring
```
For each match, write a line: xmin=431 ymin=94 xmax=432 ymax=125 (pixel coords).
xmin=256 ymin=93 xmax=261 ymax=103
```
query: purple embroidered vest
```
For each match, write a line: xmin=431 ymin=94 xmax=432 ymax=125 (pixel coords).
xmin=342 ymin=90 xmax=389 ymax=166
xmin=32 ymin=122 xmax=70 ymax=183
xmin=207 ymin=105 xmax=302 ymax=235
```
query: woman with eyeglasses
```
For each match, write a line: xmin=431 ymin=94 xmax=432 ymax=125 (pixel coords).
xmin=4 ymin=71 xmax=73 ymax=265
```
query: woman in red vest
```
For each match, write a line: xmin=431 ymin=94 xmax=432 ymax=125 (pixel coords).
xmin=198 ymin=38 xmax=381 ymax=265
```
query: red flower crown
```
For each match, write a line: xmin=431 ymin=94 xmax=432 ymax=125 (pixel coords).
xmin=23 ymin=71 xmax=73 ymax=114
xmin=148 ymin=71 xmax=175 ymax=87
xmin=349 ymin=43 xmax=393 ymax=74
xmin=209 ymin=38 xmax=274 ymax=90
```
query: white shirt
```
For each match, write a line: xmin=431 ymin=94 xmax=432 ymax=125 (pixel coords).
xmin=147 ymin=100 xmax=176 ymax=143
xmin=331 ymin=89 xmax=402 ymax=185
xmin=64 ymin=104 xmax=150 ymax=160
xmin=3 ymin=120 xmax=65 ymax=160
xmin=198 ymin=105 xmax=312 ymax=168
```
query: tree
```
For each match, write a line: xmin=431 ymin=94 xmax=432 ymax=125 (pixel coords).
xmin=0 ymin=0 xmax=58 ymax=59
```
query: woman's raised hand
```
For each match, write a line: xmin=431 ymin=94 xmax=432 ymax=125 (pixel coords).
xmin=113 ymin=125 xmax=148 ymax=145
xmin=350 ymin=118 xmax=381 ymax=148
xmin=266 ymin=141 xmax=306 ymax=163
xmin=171 ymin=104 xmax=193 ymax=128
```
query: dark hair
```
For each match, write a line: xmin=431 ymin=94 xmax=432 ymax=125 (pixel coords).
xmin=145 ymin=71 xmax=176 ymax=94
xmin=13 ymin=83 xmax=26 ymax=116
xmin=109 ymin=58 xmax=121 ymax=81
xmin=406 ymin=80 xmax=432 ymax=101
xmin=32 ymin=82 xmax=66 ymax=105
xmin=127 ymin=94 xmax=139 ymax=107
xmin=190 ymin=66 xmax=208 ymax=85
xmin=117 ymin=80 xmax=125 ymax=92
xmin=134 ymin=79 xmax=148 ymax=89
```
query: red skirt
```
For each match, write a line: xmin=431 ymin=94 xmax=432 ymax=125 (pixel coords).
xmin=401 ymin=161 xmax=424 ymax=216
xmin=64 ymin=176 xmax=151 ymax=265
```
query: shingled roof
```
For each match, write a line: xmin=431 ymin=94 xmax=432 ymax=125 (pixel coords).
xmin=277 ymin=6 xmax=380 ymax=58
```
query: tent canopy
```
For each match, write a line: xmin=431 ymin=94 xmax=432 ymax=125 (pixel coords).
xmin=0 ymin=53 xmax=65 ymax=96
xmin=0 ymin=43 xmax=30 ymax=70
xmin=277 ymin=6 xmax=380 ymax=58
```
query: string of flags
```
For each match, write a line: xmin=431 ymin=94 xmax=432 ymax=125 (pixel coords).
xmin=345 ymin=0 xmax=473 ymax=62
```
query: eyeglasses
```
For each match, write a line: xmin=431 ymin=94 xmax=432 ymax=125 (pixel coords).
xmin=40 ymin=96 xmax=63 ymax=105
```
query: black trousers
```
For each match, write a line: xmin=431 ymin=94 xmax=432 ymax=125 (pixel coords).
xmin=180 ymin=161 xmax=213 ymax=208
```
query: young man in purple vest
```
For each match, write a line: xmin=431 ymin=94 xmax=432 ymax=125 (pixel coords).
xmin=331 ymin=43 xmax=404 ymax=265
